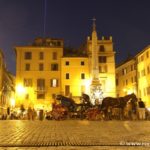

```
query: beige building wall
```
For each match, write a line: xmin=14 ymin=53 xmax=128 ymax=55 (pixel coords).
xmin=136 ymin=46 xmax=150 ymax=107
xmin=87 ymin=36 xmax=116 ymax=97
xmin=15 ymin=39 xmax=63 ymax=110
xmin=116 ymin=58 xmax=137 ymax=97
xmin=61 ymin=57 xmax=90 ymax=100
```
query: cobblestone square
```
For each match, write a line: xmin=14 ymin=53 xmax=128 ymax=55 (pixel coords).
xmin=0 ymin=120 xmax=150 ymax=150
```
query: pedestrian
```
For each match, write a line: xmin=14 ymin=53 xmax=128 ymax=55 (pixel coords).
xmin=138 ymin=98 xmax=146 ymax=120
xmin=27 ymin=107 xmax=33 ymax=120
xmin=39 ymin=109 xmax=44 ymax=121
xmin=32 ymin=108 xmax=37 ymax=120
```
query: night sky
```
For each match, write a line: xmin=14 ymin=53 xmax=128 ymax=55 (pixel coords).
xmin=0 ymin=0 xmax=150 ymax=75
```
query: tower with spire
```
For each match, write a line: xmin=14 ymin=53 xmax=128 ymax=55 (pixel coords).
xmin=90 ymin=18 xmax=103 ymax=105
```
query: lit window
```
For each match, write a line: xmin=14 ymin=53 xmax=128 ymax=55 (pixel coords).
xmin=50 ymin=79 xmax=58 ymax=87
xmin=99 ymin=65 xmax=107 ymax=73
xmin=122 ymin=68 xmax=127 ymax=75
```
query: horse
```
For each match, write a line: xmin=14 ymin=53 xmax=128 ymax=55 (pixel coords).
xmin=55 ymin=95 xmax=77 ymax=112
xmin=101 ymin=93 xmax=138 ymax=120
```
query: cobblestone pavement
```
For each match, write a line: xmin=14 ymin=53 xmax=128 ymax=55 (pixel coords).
xmin=0 ymin=120 xmax=150 ymax=150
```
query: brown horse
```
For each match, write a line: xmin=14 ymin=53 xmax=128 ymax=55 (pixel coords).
xmin=101 ymin=93 xmax=138 ymax=120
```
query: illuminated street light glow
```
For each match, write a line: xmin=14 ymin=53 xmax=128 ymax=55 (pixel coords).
xmin=16 ymin=84 xmax=26 ymax=95
xmin=10 ymin=98 xmax=15 ymax=107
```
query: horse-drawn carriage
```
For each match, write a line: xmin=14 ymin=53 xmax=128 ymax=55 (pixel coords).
xmin=101 ymin=93 xmax=138 ymax=120
xmin=51 ymin=93 xmax=138 ymax=120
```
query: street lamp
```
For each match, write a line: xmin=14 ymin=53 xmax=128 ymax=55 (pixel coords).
xmin=15 ymin=84 xmax=26 ymax=107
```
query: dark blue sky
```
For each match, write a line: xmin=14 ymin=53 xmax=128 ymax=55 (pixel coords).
xmin=0 ymin=0 xmax=150 ymax=74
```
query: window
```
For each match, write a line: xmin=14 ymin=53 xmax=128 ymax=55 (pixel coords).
xmin=52 ymin=94 xmax=56 ymax=99
xmin=65 ymin=85 xmax=70 ymax=96
xmin=99 ymin=45 xmax=105 ymax=52
xmin=146 ymin=51 xmax=149 ymax=58
xmin=51 ymin=64 xmax=58 ymax=71
xmin=138 ymin=72 xmax=140 ymax=78
xmin=66 ymin=73 xmax=69 ymax=79
xmin=39 ymin=63 xmax=44 ymax=71
xmin=24 ymin=79 xmax=32 ymax=87
xmin=50 ymin=79 xmax=58 ymax=87
xmin=131 ymin=65 xmax=133 ymax=71
xmin=52 ymin=52 xmax=57 ymax=60
xmin=37 ymin=93 xmax=45 ymax=99
xmin=141 ymin=69 xmax=145 ymax=76
xmin=81 ymin=61 xmax=85 ymax=66
xmin=144 ymin=88 xmax=147 ymax=96
xmin=131 ymin=77 xmax=134 ymax=83
xmin=126 ymin=79 xmax=128 ymax=85
xmin=39 ymin=52 xmax=44 ymax=60
xmin=98 ymin=56 xmax=106 ymax=63
xmin=147 ymin=86 xmax=150 ymax=95
xmin=25 ymin=64 xmax=30 ymax=71
xmin=134 ymin=76 xmax=137 ymax=82
xmin=116 ymin=79 xmax=119 ymax=86
xmin=37 ymin=79 xmax=45 ymax=90
xmin=0 ymin=58 xmax=1 ymax=67
xmin=24 ymin=52 xmax=32 ymax=59
xmin=81 ymin=85 xmax=85 ymax=93
xmin=99 ymin=65 xmax=107 ymax=73
xmin=122 ymin=68 xmax=127 ymax=75
xmin=66 ymin=61 xmax=69 ymax=65
xmin=147 ymin=65 xmax=150 ymax=74
xmin=81 ymin=73 xmax=85 ymax=79
xmin=141 ymin=55 xmax=144 ymax=61
xmin=25 ymin=94 xmax=29 ymax=100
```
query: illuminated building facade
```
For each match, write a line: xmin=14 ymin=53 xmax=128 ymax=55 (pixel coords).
xmin=0 ymin=49 xmax=15 ymax=114
xmin=15 ymin=38 xmax=63 ymax=110
xmin=116 ymin=58 xmax=137 ymax=97
xmin=0 ymin=50 xmax=4 ymax=113
xmin=116 ymin=46 xmax=150 ymax=107
xmin=87 ymin=30 xmax=116 ymax=99
xmin=15 ymin=25 xmax=116 ymax=110
xmin=136 ymin=46 xmax=150 ymax=107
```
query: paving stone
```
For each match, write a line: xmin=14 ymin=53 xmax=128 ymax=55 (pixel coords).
xmin=0 ymin=120 xmax=150 ymax=149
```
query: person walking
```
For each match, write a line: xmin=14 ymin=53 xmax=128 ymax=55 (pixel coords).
xmin=138 ymin=98 xmax=146 ymax=120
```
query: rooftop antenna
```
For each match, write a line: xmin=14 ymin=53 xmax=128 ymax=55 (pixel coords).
xmin=43 ymin=0 xmax=47 ymax=37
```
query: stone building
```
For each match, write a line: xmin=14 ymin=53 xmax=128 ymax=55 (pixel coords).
xmin=116 ymin=45 xmax=150 ymax=107
xmin=14 ymin=23 xmax=116 ymax=110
